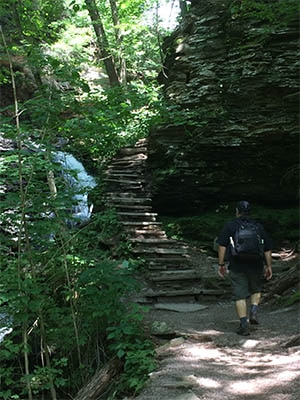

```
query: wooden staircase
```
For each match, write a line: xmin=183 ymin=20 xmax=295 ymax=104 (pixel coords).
xmin=103 ymin=139 xmax=205 ymax=302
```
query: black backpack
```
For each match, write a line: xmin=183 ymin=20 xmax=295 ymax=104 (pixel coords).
xmin=230 ymin=219 xmax=264 ymax=261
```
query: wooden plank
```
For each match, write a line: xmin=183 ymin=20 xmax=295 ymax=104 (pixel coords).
xmin=121 ymin=221 xmax=162 ymax=226
xmin=107 ymin=198 xmax=152 ymax=204
xmin=147 ymin=265 xmax=191 ymax=271
xmin=148 ymin=270 xmax=202 ymax=281
xmin=117 ymin=146 xmax=147 ymax=155
xmin=103 ymin=178 xmax=145 ymax=184
xmin=147 ymin=257 xmax=192 ymax=264
xmin=131 ymin=247 xmax=189 ymax=255
xmin=143 ymin=288 xmax=227 ymax=297
xmin=129 ymin=238 xmax=176 ymax=244
xmin=118 ymin=212 xmax=158 ymax=217
xmin=124 ymin=227 xmax=165 ymax=233
xmin=109 ymin=154 xmax=146 ymax=163
xmin=104 ymin=173 xmax=139 ymax=178
xmin=112 ymin=205 xmax=153 ymax=211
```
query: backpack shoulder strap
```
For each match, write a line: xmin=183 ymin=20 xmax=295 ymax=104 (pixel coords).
xmin=234 ymin=218 xmax=245 ymax=229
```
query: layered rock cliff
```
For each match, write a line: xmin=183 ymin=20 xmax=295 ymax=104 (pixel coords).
xmin=147 ymin=0 xmax=299 ymax=214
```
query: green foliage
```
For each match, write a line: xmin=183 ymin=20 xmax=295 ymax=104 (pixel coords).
xmin=0 ymin=132 xmax=155 ymax=397
xmin=230 ymin=0 xmax=299 ymax=31
xmin=160 ymin=212 xmax=228 ymax=251
xmin=283 ymin=291 xmax=300 ymax=306
xmin=275 ymin=290 xmax=300 ymax=307
xmin=56 ymin=81 xmax=165 ymax=163
xmin=0 ymin=0 xmax=67 ymax=43
xmin=160 ymin=205 xmax=299 ymax=252
xmin=253 ymin=206 xmax=299 ymax=247
xmin=106 ymin=307 xmax=156 ymax=395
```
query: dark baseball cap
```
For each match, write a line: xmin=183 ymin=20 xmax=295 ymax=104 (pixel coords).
xmin=236 ymin=200 xmax=251 ymax=213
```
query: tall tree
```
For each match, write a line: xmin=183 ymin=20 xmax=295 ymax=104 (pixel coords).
xmin=109 ymin=0 xmax=127 ymax=84
xmin=179 ymin=0 xmax=189 ymax=17
xmin=84 ymin=0 xmax=120 ymax=86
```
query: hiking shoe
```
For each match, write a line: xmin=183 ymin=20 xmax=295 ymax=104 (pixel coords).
xmin=236 ymin=325 xmax=250 ymax=336
xmin=249 ymin=313 xmax=259 ymax=325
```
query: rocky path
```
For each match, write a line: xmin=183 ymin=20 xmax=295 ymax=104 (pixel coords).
xmin=127 ymin=296 xmax=300 ymax=400
xmin=103 ymin=139 xmax=299 ymax=400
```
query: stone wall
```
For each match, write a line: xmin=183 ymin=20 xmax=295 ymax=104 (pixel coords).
xmin=147 ymin=0 xmax=299 ymax=214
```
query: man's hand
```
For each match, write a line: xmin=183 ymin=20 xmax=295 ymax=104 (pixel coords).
xmin=264 ymin=265 xmax=272 ymax=280
xmin=264 ymin=251 xmax=273 ymax=281
xmin=218 ymin=265 xmax=227 ymax=278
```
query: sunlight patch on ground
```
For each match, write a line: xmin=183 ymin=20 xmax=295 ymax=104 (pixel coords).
xmin=268 ymin=352 xmax=300 ymax=367
xmin=181 ymin=336 xmax=300 ymax=398
xmin=194 ymin=377 xmax=221 ymax=389
xmin=277 ymin=370 xmax=300 ymax=381
xmin=242 ymin=339 xmax=260 ymax=348
xmin=227 ymin=351 xmax=300 ymax=396
xmin=184 ymin=345 xmax=223 ymax=359
xmin=228 ymin=370 xmax=300 ymax=396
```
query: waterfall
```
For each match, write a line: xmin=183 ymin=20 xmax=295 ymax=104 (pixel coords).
xmin=23 ymin=140 xmax=97 ymax=225
xmin=0 ymin=314 xmax=12 ymax=344
xmin=54 ymin=151 xmax=97 ymax=225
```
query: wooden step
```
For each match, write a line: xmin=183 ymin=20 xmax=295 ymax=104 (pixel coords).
xmin=110 ymin=155 xmax=146 ymax=163
xmin=146 ymin=260 xmax=193 ymax=270
xmin=131 ymin=247 xmax=189 ymax=255
xmin=118 ymin=212 xmax=158 ymax=218
xmin=132 ymin=244 xmax=184 ymax=252
xmin=104 ymin=182 xmax=144 ymax=191
xmin=146 ymin=264 xmax=184 ymax=271
xmin=147 ymin=256 xmax=192 ymax=264
xmin=124 ymin=225 xmax=165 ymax=232
xmin=104 ymin=172 xmax=140 ymax=179
xmin=104 ymin=178 xmax=145 ymax=184
xmin=124 ymin=229 xmax=167 ymax=239
xmin=117 ymin=146 xmax=147 ymax=156
xmin=118 ymin=212 xmax=158 ymax=222
xmin=105 ymin=166 xmax=144 ymax=173
xmin=147 ymin=270 xmax=202 ymax=281
xmin=129 ymin=238 xmax=177 ymax=244
xmin=106 ymin=196 xmax=152 ymax=204
xmin=121 ymin=221 xmax=162 ymax=227
xmin=107 ymin=162 xmax=145 ymax=170
xmin=105 ymin=192 xmax=150 ymax=197
xmin=142 ymin=288 xmax=227 ymax=298
xmin=112 ymin=204 xmax=153 ymax=211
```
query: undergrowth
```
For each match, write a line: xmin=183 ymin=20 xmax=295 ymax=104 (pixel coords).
xmin=160 ymin=205 xmax=299 ymax=253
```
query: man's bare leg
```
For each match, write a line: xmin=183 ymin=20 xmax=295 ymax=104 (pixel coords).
xmin=235 ymin=299 xmax=247 ymax=318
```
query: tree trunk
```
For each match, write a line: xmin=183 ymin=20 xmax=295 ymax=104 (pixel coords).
xmin=85 ymin=0 xmax=120 ymax=86
xmin=75 ymin=357 xmax=123 ymax=400
xmin=179 ymin=0 xmax=189 ymax=17
xmin=109 ymin=0 xmax=127 ymax=84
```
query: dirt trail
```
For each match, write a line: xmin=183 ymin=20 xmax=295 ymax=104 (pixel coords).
xmin=127 ymin=276 xmax=300 ymax=400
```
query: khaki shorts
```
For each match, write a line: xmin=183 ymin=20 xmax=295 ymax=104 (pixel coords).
xmin=229 ymin=270 xmax=263 ymax=301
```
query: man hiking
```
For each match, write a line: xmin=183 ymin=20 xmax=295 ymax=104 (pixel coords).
xmin=217 ymin=201 xmax=273 ymax=336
